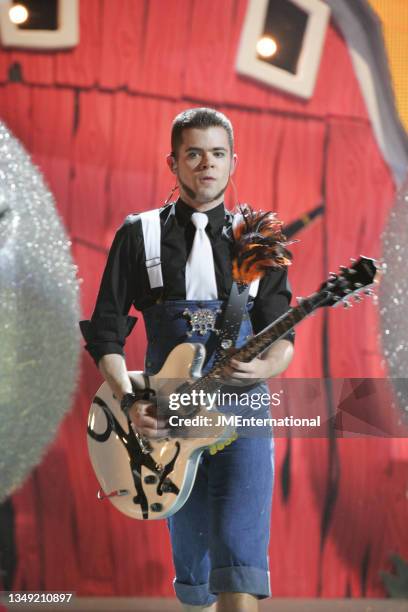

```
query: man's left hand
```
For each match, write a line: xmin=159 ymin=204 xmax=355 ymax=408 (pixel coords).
xmin=221 ymin=339 xmax=294 ymax=386
xmin=222 ymin=357 xmax=268 ymax=387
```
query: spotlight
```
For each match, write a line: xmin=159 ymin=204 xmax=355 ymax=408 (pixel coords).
xmin=11 ymin=0 xmax=58 ymax=31
xmin=8 ymin=3 xmax=28 ymax=25
xmin=256 ymin=36 xmax=278 ymax=58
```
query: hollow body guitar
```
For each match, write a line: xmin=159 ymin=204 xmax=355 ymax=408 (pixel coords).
xmin=87 ymin=257 xmax=378 ymax=520
xmin=88 ymin=342 xmax=235 ymax=520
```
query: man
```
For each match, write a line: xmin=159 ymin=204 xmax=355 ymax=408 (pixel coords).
xmin=81 ymin=108 xmax=294 ymax=611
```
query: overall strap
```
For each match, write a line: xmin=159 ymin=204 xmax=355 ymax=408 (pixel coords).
xmin=139 ymin=208 xmax=164 ymax=289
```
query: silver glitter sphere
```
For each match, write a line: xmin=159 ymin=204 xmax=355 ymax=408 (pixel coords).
xmin=0 ymin=121 xmax=80 ymax=502
xmin=380 ymin=174 xmax=408 ymax=424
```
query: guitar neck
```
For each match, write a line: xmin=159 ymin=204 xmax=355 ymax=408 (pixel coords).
xmin=212 ymin=292 xmax=325 ymax=372
xmin=231 ymin=299 xmax=314 ymax=362
xmin=187 ymin=292 xmax=327 ymax=400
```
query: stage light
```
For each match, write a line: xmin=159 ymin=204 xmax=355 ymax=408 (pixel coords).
xmin=12 ymin=0 xmax=58 ymax=31
xmin=8 ymin=3 xmax=28 ymax=25
xmin=256 ymin=36 xmax=278 ymax=58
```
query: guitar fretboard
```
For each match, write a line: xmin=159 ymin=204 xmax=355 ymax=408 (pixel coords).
xmin=178 ymin=293 xmax=325 ymax=416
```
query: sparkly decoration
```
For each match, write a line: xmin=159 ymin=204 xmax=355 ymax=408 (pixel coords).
xmin=0 ymin=122 xmax=80 ymax=502
xmin=221 ymin=339 xmax=233 ymax=350
xmin=183 ymin=308 xmax=221 ymax=336
xmin=379 ymin=174 xmax=408 ymax=425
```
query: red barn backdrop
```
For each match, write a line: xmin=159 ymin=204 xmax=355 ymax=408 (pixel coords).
xmin=0 ymin=0 xmax=406 ymax=599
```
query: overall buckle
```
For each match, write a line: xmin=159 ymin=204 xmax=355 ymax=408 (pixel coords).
xmin=183 ymin=308 xmax=221 ymax=337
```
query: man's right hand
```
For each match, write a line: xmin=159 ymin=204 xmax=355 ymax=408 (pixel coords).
xmin=128 ymin=400 xmax=169 ymax=439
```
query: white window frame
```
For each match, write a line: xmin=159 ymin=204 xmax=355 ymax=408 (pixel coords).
xmin=236 ymin=0 xmax=330 ymax=99
xmin=0 ymin=0 xmax=78 ymax=49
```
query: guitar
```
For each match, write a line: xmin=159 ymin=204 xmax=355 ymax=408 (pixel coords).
xmin=87 ymin=256 xmax=378 ymax=520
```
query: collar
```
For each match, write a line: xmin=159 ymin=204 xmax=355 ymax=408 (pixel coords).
xmin=175 ymin=198 xmax=228 ymax=234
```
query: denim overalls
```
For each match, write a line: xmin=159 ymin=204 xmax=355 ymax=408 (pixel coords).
xmin=140 ymin=208 xmax=274 ymax=606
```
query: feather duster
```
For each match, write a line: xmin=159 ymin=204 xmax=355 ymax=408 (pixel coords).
xmin=231 ymin=203 xmax=294 ymax=284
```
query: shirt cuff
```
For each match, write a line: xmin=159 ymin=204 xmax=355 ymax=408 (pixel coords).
xmin=79 ymin=315 xmax=137 ymax=365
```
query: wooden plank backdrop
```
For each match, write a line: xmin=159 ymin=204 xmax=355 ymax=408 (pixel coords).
xmin=0 ymin=0 xmax=405 ymax=600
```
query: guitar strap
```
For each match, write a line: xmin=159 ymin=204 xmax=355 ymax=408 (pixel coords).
xmin=208 ymin=210 xmax=257 ymax=363
xmin=205 ymin=281 xmax=251 ymax=365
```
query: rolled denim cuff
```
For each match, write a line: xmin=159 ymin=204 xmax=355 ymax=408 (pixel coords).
xmin=173 ymin=579 xmax=217 ymax=606
xmin=210 ymin=565 xmax=271 ymax=599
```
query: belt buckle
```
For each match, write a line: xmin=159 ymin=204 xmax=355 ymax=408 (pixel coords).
xmin=183 ymin=308 xmax=221 ymax=337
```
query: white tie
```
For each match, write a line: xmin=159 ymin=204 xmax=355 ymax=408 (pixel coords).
xmin=185 ymin=212 xmax=218 ymax=300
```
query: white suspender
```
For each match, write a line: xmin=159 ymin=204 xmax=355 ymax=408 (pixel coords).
xmin=139 ymin=207 xmax=259 ymax=297
xmin=139 ymin=208 xmax=163 ymax=289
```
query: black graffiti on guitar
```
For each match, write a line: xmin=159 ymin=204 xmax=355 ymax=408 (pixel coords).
xmin=88 ymin=395 xmax=180 ymax=519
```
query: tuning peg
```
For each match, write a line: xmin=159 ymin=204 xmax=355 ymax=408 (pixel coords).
xmin=350 ymin=257 xmax=356 ymax=263
xmin=343 ymin=300 xmax=352 ymax=308
xmin=364 ymin=288 xmax=374 ymax=296
xmin=353 ymin=295 xmax=363 ymax=303
xmin=296 ymin=297 xmax=304 ymax=304
xmin=339 ymin=265 xmax=348 ymax=272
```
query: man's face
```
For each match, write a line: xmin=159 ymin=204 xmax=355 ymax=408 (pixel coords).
xmin=170 ymin=126 xmax=236 ymax=209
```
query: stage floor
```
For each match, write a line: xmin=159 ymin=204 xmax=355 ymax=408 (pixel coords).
xmin=4 ymin=597 xmax=408 ymax=612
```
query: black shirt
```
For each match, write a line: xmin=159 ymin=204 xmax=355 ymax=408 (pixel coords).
xmin=80 ymin=199 xmax=293 ymax=365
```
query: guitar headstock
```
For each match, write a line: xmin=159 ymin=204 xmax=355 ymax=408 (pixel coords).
xmin=317 ymin=256 xmax=379 ymax=308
